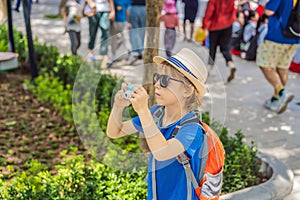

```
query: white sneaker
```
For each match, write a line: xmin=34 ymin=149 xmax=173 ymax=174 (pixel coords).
xmin=264 ymin=98 xmax=280 ymax=112
xmin=276 ymin=93 xmax=294 ymax=114
xmin=264 ymin=93 xmax=294 ymax=114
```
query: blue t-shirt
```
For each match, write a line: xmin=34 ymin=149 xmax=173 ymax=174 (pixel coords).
xmin=265 ymin=0 xmax=300 ymax=44
xmin=132 ymin=106 xmax=204 ymax=200
xmin=114 ymin=0 xmax=131 ymax=22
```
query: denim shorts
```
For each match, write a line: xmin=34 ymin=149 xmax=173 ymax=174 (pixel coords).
xmin=256 ymin=40 xmax=299 ymax=69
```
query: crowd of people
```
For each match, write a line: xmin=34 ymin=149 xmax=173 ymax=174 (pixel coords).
xmin=60 ymin=0 xmax=299 ymax=112
xmin=10 ymin=0 xmax=299 ymax=113
xmin=59 ymin=0 xmax=211 ymax=67
xmin=60 ymin=0 xmax=146 ymax=67
xmin=231 ymin=0 xmax=269 ymax=61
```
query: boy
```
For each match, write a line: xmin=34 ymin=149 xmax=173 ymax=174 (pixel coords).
xmin=107 ymin=48 xmax=223 ymax=199
xmin=109 ymin=0 xmax=131 ymax=63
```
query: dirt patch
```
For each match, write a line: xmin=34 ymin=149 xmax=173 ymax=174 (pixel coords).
xmin=0 ymin=69 xmax=86 ymax=177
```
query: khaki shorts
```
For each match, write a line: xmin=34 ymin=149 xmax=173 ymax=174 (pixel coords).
xmin=256 ymin=40 xmax=299 ymax=69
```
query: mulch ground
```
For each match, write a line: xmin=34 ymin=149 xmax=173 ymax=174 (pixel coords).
xmin=0 ymin=69 xmax=86 ymax=177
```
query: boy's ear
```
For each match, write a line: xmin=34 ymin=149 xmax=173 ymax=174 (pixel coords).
xmin=183 ymin=85 xmax=195 ymax=97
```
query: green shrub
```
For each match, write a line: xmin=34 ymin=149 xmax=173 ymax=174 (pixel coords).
xmin=210 ymin=121 xmax=260 ymax=193
xmin=25 ymin=74 xmax=73 ymax=122
xmin=0 ymin=25 xmax=27 ymax=63
xmin=0 ymin=153 xmax=147 ymax=200
xmin=53 ymin=54 xmax=82 ymax=85
xmin=0 ymin=25 xmax=9 ymax=52
xmin=34 ymin=41 xmax=60 ymax=73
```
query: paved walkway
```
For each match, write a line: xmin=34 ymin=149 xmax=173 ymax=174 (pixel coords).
xmin=8 ymin=0 xmax=300 ymax=199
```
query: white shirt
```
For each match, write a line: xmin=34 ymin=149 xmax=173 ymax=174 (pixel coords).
xmin=95 ymin=0 xmax=110 ymax=12
xmin=66 ymin=0 xmax=82 ymax=32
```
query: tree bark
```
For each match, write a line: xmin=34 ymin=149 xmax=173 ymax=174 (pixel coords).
xmin=140 ymin=0 xmax=163 ymax=153
xmin=144 ymin=0 xmax=163 ymax=106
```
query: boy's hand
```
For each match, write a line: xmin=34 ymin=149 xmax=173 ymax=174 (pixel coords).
xmin=113 ymin=83 xmax=131 ymax=109
xmin=130 ymin=85 xmax=149 ymax=115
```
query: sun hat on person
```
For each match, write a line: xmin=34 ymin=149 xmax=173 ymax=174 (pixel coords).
xmin=163 ymin=0 xmax=177 ymax=14
xmin=153 ymin=48 xmax=208 ymax=97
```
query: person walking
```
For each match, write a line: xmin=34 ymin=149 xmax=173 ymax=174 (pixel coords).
xmin=85 ymin=0 xmax=115 ymax=65
xmin=182 ymin=0 xmax=198 ymax=41
xmin=161 ymin=0 xmax=179 ymax=57
xmin=127 ymin=0 xmax=146 ymax=65
xmin=202 ymin=0 xmax=236 ymax=81
xmin=62 ymin=0 xmax=82 ymax=55
xmin=256 ymin=0 xmax=299 ymax=114
xmin=106 ymin=48 xmax=223 ymax=200
xmin=109 ymin=0 xmax=131 ymax=62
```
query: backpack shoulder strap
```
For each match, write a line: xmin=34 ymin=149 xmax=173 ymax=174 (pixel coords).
xmin=173 ymin=111 xmax=210 ymax=198
xmin=177 ymin=153 xmax=200 ymax=199
xmin=172 ymin=110 xmax=202 ymax=137
xmin=152 ymin=106 xmax=165 ymax=126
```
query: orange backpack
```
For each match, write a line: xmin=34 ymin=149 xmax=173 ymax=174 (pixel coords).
xmin=152 ymin=107 xmax=225 ymax=199
xmin=172 ymin=113 xmax=225 ymax=200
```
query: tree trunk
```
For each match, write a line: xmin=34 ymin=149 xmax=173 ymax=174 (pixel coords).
xmin=144 ymin=0 xmax=163 ymax=106
xmin=6 ymin=0 xmax=15 ymax=52
xmin=140 ymin=0 xmax=163 ymax=153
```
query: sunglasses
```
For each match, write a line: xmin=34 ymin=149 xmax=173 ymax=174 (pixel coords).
xmin=153 ymin=73 xmax=184 ymax=88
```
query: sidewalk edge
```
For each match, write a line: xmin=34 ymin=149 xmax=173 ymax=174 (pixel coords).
xmin=220 ymin=151 xmax=294 ymax=200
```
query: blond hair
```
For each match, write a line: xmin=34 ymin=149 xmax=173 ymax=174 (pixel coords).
xmin=160 ymin=61 xmax=201 ymax=111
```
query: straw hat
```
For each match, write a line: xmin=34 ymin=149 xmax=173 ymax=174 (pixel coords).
xmin=153 ymin=48 xmax=208 ymax=97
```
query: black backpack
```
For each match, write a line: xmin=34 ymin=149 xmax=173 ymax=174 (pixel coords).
xmin=244 ymin=33 xmax=259 ymax=61
xmin=280 ymin=0 xmax=300 ymax=39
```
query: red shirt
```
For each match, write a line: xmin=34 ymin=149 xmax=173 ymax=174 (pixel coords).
xmin=161 ymin=13 xmax=179 ymax=28
xmin=202 ymin=0 xmax=236 ymax=31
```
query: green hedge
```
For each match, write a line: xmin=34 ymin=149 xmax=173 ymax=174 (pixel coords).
xmin=0 ymin=151 xmax=147 ymax=200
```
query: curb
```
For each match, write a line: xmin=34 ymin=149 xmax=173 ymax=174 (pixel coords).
xmin=220 ymin=152 xmax=294 ymax=200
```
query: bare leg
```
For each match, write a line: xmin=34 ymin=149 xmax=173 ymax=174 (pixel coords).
xmin=276 ymin=68 xmax=289 ymax=87
xmin=183 ymin=20 xmax=187 ymax=40
xmin=190 ymin=23 xmax=194 ymax=40
xmin=260 ymin=67 xmax=283 ymax=95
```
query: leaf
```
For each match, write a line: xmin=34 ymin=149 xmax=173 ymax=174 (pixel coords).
xmin=5 ymin=121 xmax=16 ymax=126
